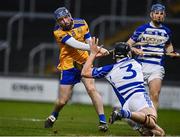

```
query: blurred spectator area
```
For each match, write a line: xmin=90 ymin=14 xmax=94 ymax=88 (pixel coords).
xmin=0 ymin=0 xmax=180 ymax=81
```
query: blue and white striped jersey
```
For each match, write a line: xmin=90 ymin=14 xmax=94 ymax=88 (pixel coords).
xmin=130 ymin=22 xmax=172 ymax=66
xmin=92 ymin=57 xmax=146 ymax=106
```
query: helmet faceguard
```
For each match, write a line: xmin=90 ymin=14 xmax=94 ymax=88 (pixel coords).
xmin=113 ymin=42 xmax=131 ymax=59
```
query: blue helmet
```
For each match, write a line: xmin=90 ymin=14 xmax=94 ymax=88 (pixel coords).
xmin=151 ymin=4 xmax=165 ymax=12
xmin=54 ymin=7 xmax=71 ymax=20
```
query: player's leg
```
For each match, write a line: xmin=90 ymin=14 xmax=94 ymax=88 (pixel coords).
xmin=110 ymin=92 xmax=165 ymax=136
xmin=110 ymin=92 xmax=157 ymax=128
xmin=52 ymin=84 xmax=74 ymax=116
xmin=130 ymin=93 xmax=157 ymax=129
xmin=148 ymin=78 xmax=162 ymax=110
xmin=109 ymin=104 xmax=161 ymax=136
xmin=44 ymin=84 xmax=73 ymax=128
xmin=81 ymin=77 xmax=108 ymax=131
xmin=136 ymin=123 xmax=165 ymax=136
xmin=145 ymin=65 xmax=164 ymax=110
xmin=44 ymin=68 xmax=79 ymax=128
xmin=110 ymin=107 xmax=157 ymax=128
xmin=138 ymin=123 xmax=165 ymax=136
xmin=131 ymin=108 xmax=157 ymax=129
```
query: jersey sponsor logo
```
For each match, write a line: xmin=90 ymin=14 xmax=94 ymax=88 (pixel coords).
xmin=140 ymin=34 xmax=167 ymax=45
xmin=139 ymin=28 xmax=169 ymax=45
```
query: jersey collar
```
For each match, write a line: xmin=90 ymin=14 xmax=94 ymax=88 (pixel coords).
xmin=149 ymin=21 xmax=163 ymax=28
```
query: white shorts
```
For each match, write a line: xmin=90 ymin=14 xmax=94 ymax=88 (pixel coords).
xmin=142 ymin=63 xmax=165 ymax=84
xmin=123 ymin=92 xmax=153 ymax=112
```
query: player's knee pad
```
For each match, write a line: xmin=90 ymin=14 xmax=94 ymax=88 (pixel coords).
xmin=143 ymin=114 xmax=157 ymax=128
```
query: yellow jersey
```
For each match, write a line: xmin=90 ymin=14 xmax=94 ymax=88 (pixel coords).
xmin=53 ymin=18 xmax=91 ymax=70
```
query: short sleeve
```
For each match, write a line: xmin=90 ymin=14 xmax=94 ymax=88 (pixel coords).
xmin=92 ymin=64 xmax=113 ymax=79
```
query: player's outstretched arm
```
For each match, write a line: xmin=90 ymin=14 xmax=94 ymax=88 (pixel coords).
xmin=81 ymin=37 xmax=100 ymax=78
xmin=65 ymin=36 xmax=109 ymax=56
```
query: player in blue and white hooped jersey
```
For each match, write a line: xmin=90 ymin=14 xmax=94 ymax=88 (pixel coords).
xmin=81 ymin=38 xmax=165 ymax=136
xmin=127 ymin=3 xmax=179 ymax=110
xmin=93 ymin=53 xmax=150 ymax=112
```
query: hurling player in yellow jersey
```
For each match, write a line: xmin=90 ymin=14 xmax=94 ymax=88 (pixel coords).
xmin=44 ymin=7 xmax=109 ymax=131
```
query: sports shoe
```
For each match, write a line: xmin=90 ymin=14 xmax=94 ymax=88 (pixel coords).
xmin=109 ymin=108 xmax=122 ymax=124
xmin=44 ymin=115 xmax=56 ymax=128
xmin=98 ymin=122 xmax=108 ymax=132
xmin=137 ymin=126 xmax=154 ymax=136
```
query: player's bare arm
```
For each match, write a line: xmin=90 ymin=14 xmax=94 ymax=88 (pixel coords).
xmin=165 ymin=43 xmax=180 ymax=57
xmin=127 ymin=38 xmax=144 ymax=56
xmin=81 ymin=37 xmax=100 ymax=78
xmin=87 ymin=38 xmax=109 ymax=57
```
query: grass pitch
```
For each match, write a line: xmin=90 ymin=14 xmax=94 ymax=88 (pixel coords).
xmin=0 ymin=100 xmax=180 ymax=136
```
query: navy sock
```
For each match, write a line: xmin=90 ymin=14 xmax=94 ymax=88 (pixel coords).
xmin=120 ymin=109 xmax=131 ymax=119
xmin=99 ymin=114 xmax=106 ymax=123
xmin=51 ymin=111 xmax=59 ymax=119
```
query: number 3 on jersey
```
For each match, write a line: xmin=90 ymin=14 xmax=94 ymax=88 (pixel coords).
xmin=120 ymin=64 xmax=137 ymax=79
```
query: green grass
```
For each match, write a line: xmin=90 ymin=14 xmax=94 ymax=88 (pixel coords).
xmin=0 ymin=100 xmax=180 ymax=136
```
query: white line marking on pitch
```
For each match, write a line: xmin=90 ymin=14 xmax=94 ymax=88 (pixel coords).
xmin=0 ymin=117 xmax=44 ymax=122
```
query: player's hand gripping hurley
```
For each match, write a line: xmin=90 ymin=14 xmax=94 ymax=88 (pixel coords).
xmin=132 ymin=42 xmax=180 ymax=57
xmin=109 ymin=42 xmax=180 ymax=58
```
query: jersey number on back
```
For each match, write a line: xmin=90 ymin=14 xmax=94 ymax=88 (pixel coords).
xmin=120 ymin=64 xmax=137 ymax=79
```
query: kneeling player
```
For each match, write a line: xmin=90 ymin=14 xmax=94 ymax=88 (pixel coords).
xmin=81 ymin=38 xmax=165 ymax=136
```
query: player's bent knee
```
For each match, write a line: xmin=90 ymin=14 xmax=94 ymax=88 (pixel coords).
xmin=143 ymin=114 xmax=157 ymax=129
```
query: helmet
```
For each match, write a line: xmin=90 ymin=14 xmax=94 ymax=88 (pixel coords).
xmin=114 ymin=42 xmax=131 ymax=58
xmin=151 ymin=3 xmax=165 ymax=12
xmin=54 ymin=7 xmax=71 ymax=20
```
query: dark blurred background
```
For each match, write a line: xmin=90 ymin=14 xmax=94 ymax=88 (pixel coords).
xmin=0 ymin=0 xmax=180 ymax=82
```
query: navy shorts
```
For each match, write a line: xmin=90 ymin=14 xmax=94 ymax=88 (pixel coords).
xmin=60 ymin=68 xmax=81 ymax=85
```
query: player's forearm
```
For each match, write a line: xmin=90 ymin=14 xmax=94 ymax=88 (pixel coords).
xmin=65 ymin=37 xmax=105 ymax=52
xmin=127 ymin=38 xmax=135 ymax=47
xmin=165 ymin=43 xmax=174 ymax=53
xmin=165 ymin=43 xmax=180 ymax=57
xmin=81 ymin=53 xmax=96 ymax=78
xmin=65 ymin=37 xmax=90 ymax=50
xmin=126 ymin=38 xmax=144 ymax=55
